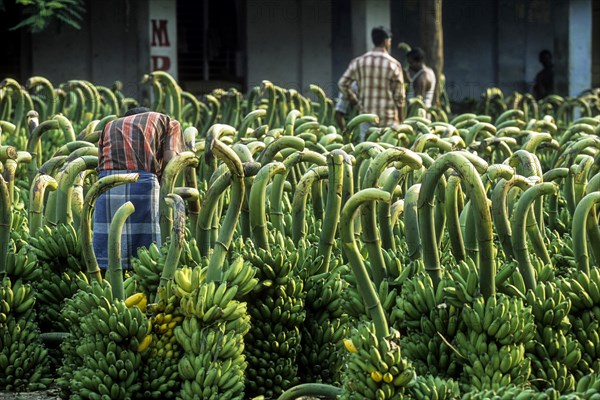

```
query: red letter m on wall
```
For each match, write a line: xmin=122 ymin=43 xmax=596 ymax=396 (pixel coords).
xmin=151 ymin=19 xmax=170 ymax=47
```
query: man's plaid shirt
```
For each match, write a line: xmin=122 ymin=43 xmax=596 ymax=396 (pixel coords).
xmin=98 ymin=111 xmax=183 ymax=179
xmin=338 ymin=48 xmax=405 ymax=128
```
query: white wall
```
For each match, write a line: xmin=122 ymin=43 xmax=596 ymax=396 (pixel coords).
xmin=569 ymin=0 xmax=592 ymax=96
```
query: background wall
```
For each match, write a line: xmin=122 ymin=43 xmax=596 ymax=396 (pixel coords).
xmin=29 ymin=0 xmax=150 ymax=99
xmin=245 ymin=0 xmax=333 ymax=95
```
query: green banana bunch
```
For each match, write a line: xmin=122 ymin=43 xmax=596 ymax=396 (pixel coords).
xmin=27 ymin=223 xmax=82 ymax=262
xmin=241 ymin=237 xmax=306 ymax=399
xmin=399 ymin=304 xmax=462 ymax=378
xmin=0 ymin=276 xmax=37 ymax=321
xmin=136 ymin=282 xmax=183 ymax=399
xmin=547 ymin=230 xmax=576 ymax=276
xmin=34 ymin=267 xmax=88 ymax=331
xmin=443 ymin=258 xmax=481 ymax=308
xmin=408 ymin=375 xmax=461 ymax=400
xmin=3 ymin=244 xmax=42 ymax=281
xmin=525 ymin=281 xmax=579 ymax=392
xmin=455 ymin=293 xmax=535 ymax=391
xmin=58 ymin=280 xmax=151 ymax=400
xmin=9 ymin=205 xmax=29 ymax=250
xmin=340 ymin=323 xmax=415 ymax=400
xmin=172 ymin=256 xmax=255 ymax=400
xmin=131 ymin=242 xmax=167 ymax=297
xmin=0 ymin=277 xmax=51 ymax=392
xmin=569 ymin=372 xmax=600 ymax=399
xmin=392 ymin=271 xmax=444 ymax=332
xmin=299 ymin=252 xmax=349 ymax=384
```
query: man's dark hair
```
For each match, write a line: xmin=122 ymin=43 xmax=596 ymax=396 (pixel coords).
xmin=371 ymin=26 xmax=391 ymax=47
xmin=539 ymin=49 xmax=552 ymax=62
xmin=407 ymin=47 xmax=426 ymax=63
xmin=123 ymin=106 xmax=151 ymax=117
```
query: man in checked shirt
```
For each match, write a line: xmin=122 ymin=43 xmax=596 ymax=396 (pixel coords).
xmin=338 ymin=26 xmax=406 ymax=142
xmin=93 ymin=107 xmax=184 ymax=271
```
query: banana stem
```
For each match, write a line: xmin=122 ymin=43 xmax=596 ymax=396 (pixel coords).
xmin=0 ymin=176 xmax=11 ymax=276
xmin=205 ymin=139 xmax=247 ymax=283
xmin=159 ymin=194 xmax=186 ymax=290
xmin=543 ymin=168 xmax=569 ymax=231
xmin=361 ymin=147 xmax=422 ymax=286
xmin=197 ymin=169 xmax=231 ymax=257
xmin=276 ymin=383 xmax=343 ymax=400
xmin=27 ymin=119 xmax=60 ymax=177
xmin=257 ymin=136 xmax=305 ymax=165
xmin=491 ymin=175 xmax=534 ymax=260
xmin=249 ymin=162 xmax=286 ymax=251
xmin=107 ymin=201 xmax=135 ymax=301
xmin=418 ymin=152 xmax=494 ymax=297
xmin=317 ymin=150 xmax=344 ymax=272
xmin=159 ymin=151 xmax=199 ymax=243
xmin=29 ymin=174 xmax=58 ymax=234
xmin=269 ymin=150 xmax=326 ymax=234
xmin=81 ymin=173 xmax=139 ymax=283
xmin=291 ymin=166 xmax=329 ymax=245
xmin=445 ymin=175 xmax=466 ymax=262
xmin=405 ymin=184 xmax=422 ymax=260
xmin=511 ymin=182 xmax=558 ymax=292
xmin=341 ymin=188 xmax=391 ymax=339
xmin=55 ymin=155 xmax=98 ymax=225
xmin=573 ymin=192 xmax=600 ymax=274
xmin=378 ymin=168 xmax=402 ymax=251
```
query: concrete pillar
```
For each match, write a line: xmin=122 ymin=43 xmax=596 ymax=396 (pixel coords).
xmin=568 ymin=0 xmax=592 ymax=96
xmin=350 ymin=0 xmax=390 ymax=56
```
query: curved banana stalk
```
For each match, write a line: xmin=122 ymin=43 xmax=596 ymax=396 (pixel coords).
xmin=197 ymin=168 xmax=231 ymax=256
xmin=418 ymin=152 xmax=494 ymax=297
xmin=107 ymin=201 xmax=135 ymax=301
xmin=491 ymin=175 xmax=534 ymax=260
xmin=3 ymin=151 xmax=32 ymax=205
xmin=291 ymin=166 xmax=329 ymax=245
xmin=181 ymin=91 xmax=201 ymax=128
xmin=404 ymin=184 xmax=422 ymax=261
xmin=0 ymin=175 xmax=11 ymax=276
xmin=29 ymin=174 xmax=57 ymax=235
xmin=149 ymin=71 xmax=182 ymax=120
xmin=53 ymin=114 xmax=77 ymax=143
xmin=77 ymin=114 xmax=117 ymax=142
xmin=96 ymin=85 xmax=120 ymax=116
xmin=55 ymin=155 xmax=98 ymax=225
xmin=27 ymin=119 xmax=59 ymax=176
xmin=260 ymin=80 xmax=277 ymax=128
xmin=256 ymin=136 xmax=305 ymax=165
xmin=378 ymin=168 xmax=403 ymax=252
xmin=277 ymin=383 xmax=343 ymax=400
xmin=572 ymin=192 xmax=600 ymax=274
xmin=340 ymin=188 xmax=391 ymax=339
xmin=543 ymin=167 xmax=569 ymax=231
xmin=361 ymin=148 xmax=422 ymax=286
xmin=205 ymin=138 xmax=246 ymax=283
xmin=0 ymin=145 xmax=17 ymax=162
xmin=309 ymin=84 xmax=328 ymax=125
xmin=344 ymin=114 xmax=380 ymax=144
xmin=25 ymin=76 xmax=57 ymax=120
xmin=445 ymin=174 xmax=466 ymax=262
xmin=52 ymin=140 xmax=96 ymax=156
xmin=317 ymin=150 xmax=345 ymax=271
xmin=511 ymin=182 xmax=558 ymax=291
xmin=237 ymin=109 xmax=267 ymax=140
xmin=81 ymin=173 xmax=139 ymax=283
xmin=249 ymin=162 xmax=286 ymax=251
xmin=159 ymin=194 xmax=186 ymax=291
xmin=159 ymin=151 xmax=198 ymax=243
xmin=269 ymin=150 xmax=326 ymax=234
xmin=0 ymin=78 xmax=25 ymax=137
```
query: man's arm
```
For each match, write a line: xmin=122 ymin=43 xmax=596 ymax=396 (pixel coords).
xmin=338 ymin=61 xmax=359 ymax=106
xmin=413 ymin=75 xmax=428 ymax=99
xmin=391 ymin=64 xmax=406 ymax=122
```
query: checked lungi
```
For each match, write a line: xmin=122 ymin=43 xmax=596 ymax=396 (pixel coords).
xmin=92 ymin=170 xmax=161 ymax=270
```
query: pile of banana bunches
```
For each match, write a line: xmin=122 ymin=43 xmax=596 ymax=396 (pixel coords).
xmin=2 ymin=73 xmax=600 ymax=400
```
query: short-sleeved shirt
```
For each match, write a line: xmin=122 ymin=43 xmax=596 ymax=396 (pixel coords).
xmin=98 ymin=111 xmax=183 ymax=178
xmin=338 ymin=49 xmax=405 ymax=127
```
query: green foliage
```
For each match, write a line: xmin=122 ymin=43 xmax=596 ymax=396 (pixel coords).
xmin=5 ymin=0 xmax=86 ymax=33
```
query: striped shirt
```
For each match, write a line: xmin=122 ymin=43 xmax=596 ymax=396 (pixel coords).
xmin=98 ymin=111 xmax=183 ymax=178
xmin=338 ymin=49 xmax=405 ymax=128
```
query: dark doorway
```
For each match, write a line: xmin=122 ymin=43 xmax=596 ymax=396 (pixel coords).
xmin=177 ymin=0 xmax=246 ymax=95
xmin=0 ymin=3 xmax=27 ymax=81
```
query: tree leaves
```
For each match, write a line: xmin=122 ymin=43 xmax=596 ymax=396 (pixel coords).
xmin=8 ymin=0 xmax=86 ymax=33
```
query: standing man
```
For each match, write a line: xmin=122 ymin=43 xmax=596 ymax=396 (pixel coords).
xmin=338 ymin=26 xmax=405 ymax=141
xmin=93 ymin=107 xmax=184 ymax=270
xmin=533 ymin=49 xmax=554 ymax=100
xmin=406 ymin=47 xmax=437 ymax=108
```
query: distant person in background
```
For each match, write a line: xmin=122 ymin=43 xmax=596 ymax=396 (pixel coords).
xmin=533 ymin=49 xmax=554 ymax=100
xmin=338 ymin=26 xmax=405 ymax=141
xmin=405 ymin=47 xmax=436 ymax=108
